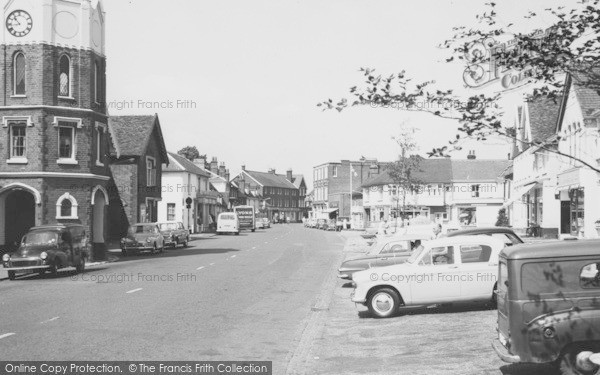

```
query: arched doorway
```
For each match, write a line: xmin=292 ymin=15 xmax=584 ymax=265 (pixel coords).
xmin=5 ymin=190 xmax=36 ymax=250
xmin=91 ymin=187 xmax=108 ymax=260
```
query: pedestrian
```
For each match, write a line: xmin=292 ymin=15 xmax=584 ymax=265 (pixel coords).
xmin=433 ymin=223 xmax=443 ymax=238
xmin=343 ymin=218 xmax=348 ymax=230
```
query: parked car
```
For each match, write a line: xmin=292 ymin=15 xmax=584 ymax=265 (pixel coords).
xmin=351 ymin=235 xmax=505 ymax=318
xmin=2 ymin=224 xmax=88 ymax=280
xmin=492 ymin=239 xmax=600 ymax=374
xmin=158 ymin=221 xmax=189 ymax=248
xmin=217 ymin=212 xmax=240 ymax=235
xmin=444 ymin=226 xmax=523 ymax=246
xmin=255 ymin=218 xmax=265 ymax=229
xmin=121 ymin=223 xmax=165 ymax=256
xmin=338 ymin=234 xmax=433 ymax=280
xmin=316 ymin=219 xmax=327 ymax=230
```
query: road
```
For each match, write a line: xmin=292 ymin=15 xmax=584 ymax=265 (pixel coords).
xmin=0 ymin=224 xmax=345 ymax=375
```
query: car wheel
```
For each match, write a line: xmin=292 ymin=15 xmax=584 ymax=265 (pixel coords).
xmin=235 ymin=231 xmax=240 ymax=236
xmin=183 ymin=238 xmax=189 ymax=248
xmin=8 ymin=271 xmax=15 ymax=280
xmin=489 ymin=284 xmax=498 ymax=309
xmin=122 ymin=249 xmax=128 ymax=257
xmin=151 ymin=244 xmax=158 ymax=255
xmin=559 ymin=349 xmax=599 ymax=375
xmin=50 ymin=263 xmax=59 ymax=275
xmin=251 ymin=229 xmax=255 ymax=232
xmin=76 ymin=256 xmax=85 ymax=274
xmin=367 ymin=288 xmax=400 ymax=319
xmin=160 ymin=244 xmax=165 ymax=253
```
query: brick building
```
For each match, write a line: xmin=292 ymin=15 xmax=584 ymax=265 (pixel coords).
xmin=0 ymin=0 xmax=168 ymax=259
xmin=232 ymin=167 xmax=303 ymax=222
xmin=312 ymin=157 xmax=383 ymax=219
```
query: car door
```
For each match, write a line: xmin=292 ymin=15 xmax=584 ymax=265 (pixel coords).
xmin=457 ymin=242 xmax=495 ymax=300
xmin=409 ymin=245 xmax=462 ymax=304
xmin=375 ymin=241 xmax=405 ymax=267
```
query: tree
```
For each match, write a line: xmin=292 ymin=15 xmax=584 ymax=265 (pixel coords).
xmin=177 ymin=146 xmax=201 ymax=161
xmin=495 ymin=208 xmax=509 ymax=227
xmin=318 ymin=1 xmax=600 ymax=173
xmin=386 ymin=125 xmax=423 ymax=228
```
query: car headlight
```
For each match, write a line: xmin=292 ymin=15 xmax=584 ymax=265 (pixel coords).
xmin=146 ymin=238 xmax=153 ymax=243
xmin=2 ymin=254 xmax=9 ymax=262
xmin=40 ymin=252 xmax=48 ymax=260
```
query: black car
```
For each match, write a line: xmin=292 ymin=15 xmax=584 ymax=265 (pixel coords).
xmin=444 ymin=227 xmax=523 ymax=246
xmin=2 ymin=224 xmax=89 ymax=280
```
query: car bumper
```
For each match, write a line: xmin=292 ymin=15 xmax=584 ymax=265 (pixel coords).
xmin=351 ymin=290 xmax=366 ymax=304
xmin=4 ymin=265 xmax=51 ymax=272
xmin=492 ymin=339 xmax=520 ymax=363
xmin=121 ymin=245 xmax=155 ymax=251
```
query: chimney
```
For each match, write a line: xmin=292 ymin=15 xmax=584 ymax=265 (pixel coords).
xmin=467 ymin=150 xmax=476 ymax=160
xmin=210 ymin=157 xmax=218 ymax=174
xmin=193 ymin=156 xmax=207 ymax=169
xmin=238 ymin=177 xmax=245 ymax=192
xmin=219 ymin=162 xmax=226 ymax=177
xmin=241 ymin=165 xmax=246 ymax=171
xmin=286 ymin=169 xmax=293 ymax=182
xmin=268 ymin=168 xmax=276 ymax=174
xmin=225 ymin=169 xmax=230 ymax=182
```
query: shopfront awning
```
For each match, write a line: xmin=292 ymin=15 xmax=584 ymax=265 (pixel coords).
xmin=502 ymin=182 xmax=537 ymax=208
xmin=323 ymin=208 xmax=339 ymax=214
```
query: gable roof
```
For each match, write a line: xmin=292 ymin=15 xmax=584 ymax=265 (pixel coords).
xmin=243 ymin=170 xmax=297 ymax=189
xmin=164 ymin=152 xmax=211 ymax=177
xmin=526 ymin=97 xmax=561 ymax=144
xmin=292 ymin=174 xmax=306 ymax=189
xmin=571 ymin=72 xmax=600 ymax=118
xmin=108 ymin=114 xmax=168 ymax=162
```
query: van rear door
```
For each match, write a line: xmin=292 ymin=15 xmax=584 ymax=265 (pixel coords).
xmin=496 ymin=260 xmax=510 ymax=348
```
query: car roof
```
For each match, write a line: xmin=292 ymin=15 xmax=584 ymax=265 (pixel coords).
xmin=157 ymin=221 xmax=182 ymax=224
xmin=446 ymin=227 xmax=518 ymax=236
xmin=131 ymin=223 xmax=157 ymax=226
xmin=383 ymin=233 xmax=433 ymax=241
xmin=30 ymin=224 xmax=83 ymax=231
xmin=501 ymin=239 xmax=600 ymax=260
xmin=425 ymin=235 xmax=505 ymax=248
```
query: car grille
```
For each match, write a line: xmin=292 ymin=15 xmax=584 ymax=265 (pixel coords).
xmin=11 ymin=260 xmax=40 ymax=267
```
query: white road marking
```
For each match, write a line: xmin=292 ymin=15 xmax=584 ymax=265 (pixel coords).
xmin=41 ymin=317 xmax=60 ymax=324
xmin=210 ymin=263 xmax=215 ymax=266
xmin=0 ymin=333 xmax=15 ymax=340
xmin=252 ymin=247 xmax=257 ymax=249
xmin=265 ymin=242 xmax=269 ymax=244
xmin=231 ymin=255 xmax=236 ymax=258
xmin=196 ymin=266 xmax=205 ymax=270
xmin=126 ymin=288 xmax=143 ymax=294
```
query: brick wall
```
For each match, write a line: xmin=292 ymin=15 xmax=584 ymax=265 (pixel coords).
xmin=108 ymin=163 xmax=138 ymax=239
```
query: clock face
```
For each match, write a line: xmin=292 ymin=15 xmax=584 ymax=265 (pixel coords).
xmin=6 ymin=10 xmax=33 ymax=37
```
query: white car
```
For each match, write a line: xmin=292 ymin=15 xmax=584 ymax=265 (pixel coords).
xmin=351 ymin=235 xmax=505 ymax=318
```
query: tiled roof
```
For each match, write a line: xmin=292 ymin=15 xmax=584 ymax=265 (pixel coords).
xmin=361 ymin=159 xmax=510 ymax=187
xmin=164 ymin=152 xmax=211 ymax=177
xmin=244 ymin=170 xmax=297 ymax=189
xmin=571 ymin=72 xmax=600 ymax=117
xmin=292 ymin=174 xmax=305 ymax=189
xmin=362 ymin=158 xmax=453 ymax=187
xmin=527 ymin=97 xmax=561 ymax=143
xmin=450 ymin=159 xmax=510 ymax=182
xmin=108 ymin=114 xmax=168 ymax=161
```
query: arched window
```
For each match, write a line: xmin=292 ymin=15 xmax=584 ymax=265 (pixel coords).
xmin=59 ymin=55 xmax=71 ymax=97
xmin=14 ymin=52 xmax=26 ymax=95
xmin=56 ymin=193 xmax=78 ymax=219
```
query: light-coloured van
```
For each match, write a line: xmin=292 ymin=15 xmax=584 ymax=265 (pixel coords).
xmin=217 ymin=213 xmax=240 ymax=235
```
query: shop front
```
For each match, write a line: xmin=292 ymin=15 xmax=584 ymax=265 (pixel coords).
xmin=557 ymin=167 xmax=600 ymax=239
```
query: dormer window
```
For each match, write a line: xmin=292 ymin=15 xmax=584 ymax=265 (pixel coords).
xmin=13 ymin=53 xmax=26 ymax=96
xmin=59 ymin=55 xmax=71 ymax=97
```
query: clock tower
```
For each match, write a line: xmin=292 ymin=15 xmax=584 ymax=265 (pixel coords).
xmin=0 ymin=0 xmax=110 ymax=258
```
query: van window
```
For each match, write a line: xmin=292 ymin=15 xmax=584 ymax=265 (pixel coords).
xmin=522 ymin=260 xmax=582 ymax=294
xmin=580 ymin=262 xmax=600 ymax=289
xmin=460 ymin=245 xmax=492 ymax=263
xmin=498 ymin=262 xmax=508 ymax=292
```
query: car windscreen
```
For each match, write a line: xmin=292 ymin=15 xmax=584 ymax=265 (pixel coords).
xmin=220 ymin=214 xmax=236 ymax=220
xmin=22 ymin=232 xmax=58 ymax=246
xmin=159 ymin=223 xmax=179 ymax=231
xmin=129 ymin=225 xmax=156 ymax=234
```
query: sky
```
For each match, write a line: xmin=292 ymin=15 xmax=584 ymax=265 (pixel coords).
xmin=101 ymin=0 xmax=579 ymax=190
